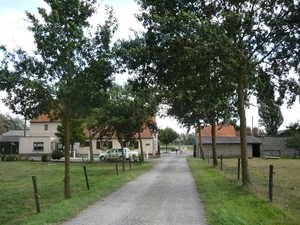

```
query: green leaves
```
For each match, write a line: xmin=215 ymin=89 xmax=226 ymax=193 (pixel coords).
xmin=158 ymin=127 xmax=179 ymax=146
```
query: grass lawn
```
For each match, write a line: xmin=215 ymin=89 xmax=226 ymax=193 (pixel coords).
xmin=188 ymin=157 xmax=300 ymax=225
xmin=0 ymin=160 xmax=156 ymax=225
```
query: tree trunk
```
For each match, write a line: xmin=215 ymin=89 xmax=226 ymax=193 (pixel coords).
xmin=237 ymin=74 xmax=251 ymax=186
xmin=64 ymin=109 xmax=72 ymax=198
xmin=211 ymin=116 xmax=218 ymax=167
xmin=138 ymin=132 xmax=144 ymax=162
xmin=197 ymin=122 xmax=205 ymax=160
xmin=89 ymin=131 xmax=94 ymax=163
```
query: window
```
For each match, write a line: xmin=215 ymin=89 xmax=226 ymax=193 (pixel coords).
xmin=33 ymin=142 xmax=44 ymax=151
xmin=96 ymin=141 xmax=101 ymax=149
xmin=57 ymin=143 xmax=63 ymax=150
xmin=44 ymin=124 xmax=48 ymax=130
xmin=100 ymin=141 xmax=112 ymax=149
xmin=85 ymin=141 xmax=89 ymax=147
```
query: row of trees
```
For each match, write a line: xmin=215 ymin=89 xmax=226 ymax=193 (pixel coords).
xmin=117 ymin=0 xmax=300 ymax=186
xmin=0 ymin=0 xmax=158 ymax=198
xmin=1 ymin=0 xmax=300 ymax=196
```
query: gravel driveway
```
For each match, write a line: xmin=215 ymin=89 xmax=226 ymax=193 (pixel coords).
xmin=64 ymin=152 xmax=207 ymax=225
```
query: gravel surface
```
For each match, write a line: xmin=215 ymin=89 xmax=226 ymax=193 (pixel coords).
xmin=64 ymin=152 xmax=208 ymax=225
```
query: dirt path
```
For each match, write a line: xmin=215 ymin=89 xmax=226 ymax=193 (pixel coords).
xmin=64 ymin=152 xmax=207 ymax=225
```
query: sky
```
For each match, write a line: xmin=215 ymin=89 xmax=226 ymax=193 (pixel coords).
xmin=0 ymin=0 xmax=300 ymax=133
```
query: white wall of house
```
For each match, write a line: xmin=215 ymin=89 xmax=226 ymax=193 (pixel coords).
xmin=30 ymin=122 xmax=59 ymax=136
xmin=19 ymin=136 xmax=55 ymax=155
xmin=19 ymin=120 xmax=156 ymax=157
xmin=74 ymin=138 xmax=156 ymax=156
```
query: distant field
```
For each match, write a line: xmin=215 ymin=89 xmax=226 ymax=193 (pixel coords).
xmin=215 ymin=158 xmax=300 ymax=220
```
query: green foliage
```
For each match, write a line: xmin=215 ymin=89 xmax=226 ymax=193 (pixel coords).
xmin=158 ymin=127 xmax=179 ymax=151
xmin=173 ymin=133 xmax=195 ymax=145
xmin=41 ymin=154 xmax=48 ymax=162
xmin=0 ymin=0 xmax=118 ymax=198
xmin=51 ymin=150 xmax=64 ymax=161
xmin=258 ymin=100 xmax=283 ymax=136
xmin=1 ymin=155 xmax=6 ymax=161
xmin=130 ymin=0 xmax=300 ymax=186
xmin=0 ymin=113 xmax=26 ymax=134
xmin=55 ymin=120 xmax=87 ymax=146
xmin=3 ymin=154 xmax=18 ymax=161
xmin=256 ymin=65 xmax=284 ymax=137
xmin=93 ymin=83 xmax=158 ymax=164
xmin=285 ymin=133 xmax=300 ymax=154
xmin=285 ymin=122 xmax=300 ymax=136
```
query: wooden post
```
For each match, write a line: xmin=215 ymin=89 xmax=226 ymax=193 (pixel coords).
xmin=129 ymin=158 xmax=132 ymax=170
xmin=269 ymin=165 xmax=274 ymax=202
xmin=32 ymin=176 xmax=41 ymax=213
xmin=221 ymin=154 xmax=223 ymax=171
xmin=115 ymin=160 xmax=118 ymax=175
xmin=83 ymin=166 xmax=90 ymax=190
xmin=237 ymin=158 xmax=240 ymax=180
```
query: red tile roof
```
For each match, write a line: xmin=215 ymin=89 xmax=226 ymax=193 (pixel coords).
xmin=31 ymin=114 xmax=155 ymax=138
xmin=200 ymin=125 xmax=236 ymax=137
xmin=31 ymin=114 xmax=54 ymax=122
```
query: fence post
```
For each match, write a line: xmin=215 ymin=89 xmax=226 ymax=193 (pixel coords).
xmin=221 ymin=154 xmax=223 ymax=171
xmin=269 ymin=165 xmax=274 ymax=202
xmin=115 ymin=160 xmax=118 ymax=175
xmin=32 ymin=176 xmax=41 ymax=213
xmin=237 ymin=158 xmax=240 ymax=180
xmin=129 ymin=158 xmax=132 ymax=170
xmin=83 ymin=166 xmax=90 ymax=190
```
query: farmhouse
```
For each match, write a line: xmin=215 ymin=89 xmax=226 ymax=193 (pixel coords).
xmin=14 ymin=114 xmax=157 ymax=159
xmin=195 ymin=125 xmax=262 ymax=158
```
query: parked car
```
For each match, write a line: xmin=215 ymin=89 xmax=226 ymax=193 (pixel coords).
xmin=99 ymin=147 xmax=138 ymax=161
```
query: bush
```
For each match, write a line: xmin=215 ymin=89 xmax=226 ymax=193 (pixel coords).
xmin=41 ymin=154 xmax=48 ymax=162
xmin=1 ymin=155 xmax=6 ymax=161
xmin=51 ymin=150 xmax=64 ymax=161
xmin=4 ymin=154 xmax=18 ymax=161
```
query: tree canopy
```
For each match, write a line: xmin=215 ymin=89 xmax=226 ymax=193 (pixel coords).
xmin=94 ymin=83 xmax=158 ymax=169
xmin=123 ymin=0 xmax=300 ymax=186
xmin=158 ymin=127 xmax=179 ymax=152
xmin=0 ymin=0 xmax=117 ymax=198
xmin=0 ymin=114 xmax=25 ymax=134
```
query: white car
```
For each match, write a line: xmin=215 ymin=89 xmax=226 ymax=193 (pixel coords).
xmin=99 ymin=147 xmax=138 ymax=161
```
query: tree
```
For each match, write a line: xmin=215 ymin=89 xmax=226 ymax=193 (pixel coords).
xmin=127 ymin=80 xmax=158 ymax=162
xmin=285 ymin=122 xmax=300 ymax=136
xmin=285 ymin=122 xmax=300 ymax=157
xmin=94 ymin=84 xmax=156 ymax=170
xmin=256 ymin=69 xmax=284 ymax=136
xmin=0 ymin=0 xmax=117 ymax=198
xmin=173 ymin=133 xmax=195 ymax=146
xmin=55 ymin=119 xmax=87 ymax=151
xmin=159 ymin=127 xmax=179 ymax=153
xmin=258 ymin=100 xmax=283 ymax=136
xmin=133 ymin=0 xmax=299 ymax=186
xmin=285 ymin=133 xmax=300 ymax=157
xmin=0 ymin=113 xmax=25 ymax=134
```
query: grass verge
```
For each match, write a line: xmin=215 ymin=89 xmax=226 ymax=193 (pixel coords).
xmin=0 ymin=160 xmax=156 ymax=225
xmin=187 ymin=158 xmax=299 ymax=225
